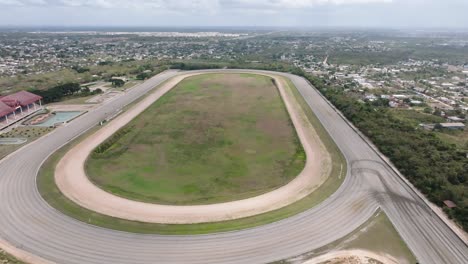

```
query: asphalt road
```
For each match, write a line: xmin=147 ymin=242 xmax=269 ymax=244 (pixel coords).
xmin=0 ymin=70 xmax=467 ymax=264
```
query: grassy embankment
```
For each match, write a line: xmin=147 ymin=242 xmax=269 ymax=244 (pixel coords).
xmin=0 ymin=249 xmax=23 ymax=264
xmin=37 ymin=74 xmax=346 ymax=234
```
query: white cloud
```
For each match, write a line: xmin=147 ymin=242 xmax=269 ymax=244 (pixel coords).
xmin=0 ymin=0 xmax=24 ymax=5
xmin=0 ymin=0 xmax=393 ymax=10
xmin=229 ymin=0 xmax=392 ymax=9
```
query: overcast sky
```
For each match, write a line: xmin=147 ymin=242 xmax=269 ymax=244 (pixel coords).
xmin=0 ymin=0 xmax=467 ymax=28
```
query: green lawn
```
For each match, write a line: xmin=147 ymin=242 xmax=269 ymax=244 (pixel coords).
xmin=86 ymin=73 xmax=305 ymax=205
xmin=37 ymin=74 xmax=346 ymax=234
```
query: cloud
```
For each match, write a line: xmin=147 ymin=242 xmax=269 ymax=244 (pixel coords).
xmin=1 ymin=0 xmax=466 ymax=28
xmin=222 ymin=0 xmax=392 ymax=9
xmin=0 ymin=0 xmax=24 ymax=5
xmin=0 ymin=0 xmax=393 ymax=10
xmin=0 ymin=0 xmax=48 ymax=5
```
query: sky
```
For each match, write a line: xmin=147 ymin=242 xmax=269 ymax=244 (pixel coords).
xmin=0 ymin=0 xmax=467 ymax=29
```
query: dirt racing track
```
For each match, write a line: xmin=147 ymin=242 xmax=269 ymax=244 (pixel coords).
xmin=0 ymin=70 xmax=467 ymax=264
xmin=55 ymin=72 xmax=331 ymax=224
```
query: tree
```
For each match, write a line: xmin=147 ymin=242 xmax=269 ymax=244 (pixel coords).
xmin=111 ymin=79 xmax=125 ymax=87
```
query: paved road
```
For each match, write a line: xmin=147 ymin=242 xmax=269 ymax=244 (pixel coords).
xmin=0 ymin=70 xmax=467 ymax=264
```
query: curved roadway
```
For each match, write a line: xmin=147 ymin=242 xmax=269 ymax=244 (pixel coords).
xmin=0 ymin=70 xmax=467 ymax=264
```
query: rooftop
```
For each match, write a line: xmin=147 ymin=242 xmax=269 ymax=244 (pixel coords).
xmin=439 ymin=122 xmax=465 ymax=128
xmin=1 ymin=91 xmax=42 ymax=107
xmin=0 ymin=101 xmax=14 ymax=117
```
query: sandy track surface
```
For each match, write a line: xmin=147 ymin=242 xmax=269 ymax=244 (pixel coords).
xmin=55 ymin=72 xmax=331 ymax=224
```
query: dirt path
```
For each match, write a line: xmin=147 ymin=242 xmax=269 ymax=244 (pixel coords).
xmin=54 ymin=72 xmax=332 ymax=224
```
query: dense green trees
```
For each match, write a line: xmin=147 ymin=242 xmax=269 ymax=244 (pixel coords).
xmin=170 ymin=62 xmax=222 ymax=71
xmin=307 ymin=76 xmax=468 ymax=231
xmin=31 ymin=82 xmax=101 ymax=103
xmin=136 ymin=72 xmax=152 ymax=80
xmin=111 ymin=79 xmax=125 ymax=87
xmin=71 ymin=66 xmax=90 ymax=73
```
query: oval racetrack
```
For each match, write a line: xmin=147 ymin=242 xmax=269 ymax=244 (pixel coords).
xmin=0 ymin=70 xmax=467 ymax=264
xmin=54 ymin=72 xmax=331 ymax=224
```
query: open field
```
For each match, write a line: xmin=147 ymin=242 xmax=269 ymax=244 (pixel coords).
xmin=86 ymin=73 xmax=305 ymax=205
xmin=37 ymin=74 xmax=346 ymax=234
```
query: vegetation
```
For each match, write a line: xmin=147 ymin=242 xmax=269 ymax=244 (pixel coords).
xmin=170 ymin=59 xmax=302 ymax=74
xmin=30 ymin=82 xmax=102 ymax=103
xmin=87 ymin=73 xmax=305 ymax=205
xmin=37 ymin=76 xmax=346 ymax=234
xmin=306 ymin=74 xmax=468 ymax=231
xmin=111 ymin=79 xmax=125 ymax=87
xmin=0 ymin=59 xmax=168 ymax=96
xmin=0 ymin=249 xmax=23 ymax=264
xmin=136 ymin=72 xmax=152 ymax=80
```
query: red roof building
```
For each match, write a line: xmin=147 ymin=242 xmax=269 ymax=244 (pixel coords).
xmin=0 ymin=101 xmax=14 ymax=117
xmin=1 ymin=91 xmax=42 ymax=107
xmin=0 ymin=91 xmax=43 ymax=124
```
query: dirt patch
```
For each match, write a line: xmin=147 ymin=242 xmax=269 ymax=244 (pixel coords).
xmin=302 ymin=250 xmax=398 ymax=264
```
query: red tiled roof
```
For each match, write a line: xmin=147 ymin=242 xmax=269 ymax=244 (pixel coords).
xmin=0 ymin=101 xmax=14 ymax=117
xmin=1 ymin=98 xmax=20 ymax=108
xmin=1 ymin=91 xmax=42 ymax=107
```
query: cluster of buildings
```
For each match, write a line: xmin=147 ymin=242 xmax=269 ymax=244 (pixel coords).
xmin=0 ymin=31 xmax=254 ymax=77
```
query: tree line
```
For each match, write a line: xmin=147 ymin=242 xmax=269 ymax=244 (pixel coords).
xmin=30 ymin=82 xmax=101 ymax=103
xmin=306 ymin=74 xmax=468 ymax=231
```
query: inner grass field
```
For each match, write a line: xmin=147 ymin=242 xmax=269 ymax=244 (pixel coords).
xmin=86 ymin=73 xmax=306 ymax=205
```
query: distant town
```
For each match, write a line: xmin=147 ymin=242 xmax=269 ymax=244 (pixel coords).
xmin=2 ymin=29 xmax=467 ymax=128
